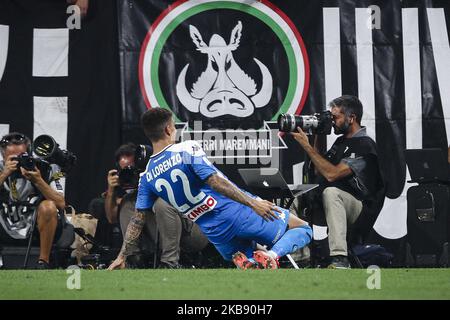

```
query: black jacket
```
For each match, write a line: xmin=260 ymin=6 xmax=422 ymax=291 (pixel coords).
xmin=312 ymin=131 xmax=385 ymax=239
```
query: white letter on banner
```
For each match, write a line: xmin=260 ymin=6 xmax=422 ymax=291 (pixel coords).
xmin=34 ymin=97 xmax=68 ymax=192
xmin=355 ymin=8 xmax=376 ymax=141
xmin=33 ymin=28 xmax=68 ymax=77
xmin=373 ymin=9 xmax=423 ymax=240
xmin=427 ymin=8 xmax=450 ymax=144
xmin=0 ymin=24 xmax=9 ymax=82
xmin=323 ymin=8 xmax=342 ymax=149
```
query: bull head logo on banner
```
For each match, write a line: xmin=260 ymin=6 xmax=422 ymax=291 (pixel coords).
xmin=139 ymin=0 xmax=309 ymax=131
xmin=176 ymin=21 xmax=273 ymax=118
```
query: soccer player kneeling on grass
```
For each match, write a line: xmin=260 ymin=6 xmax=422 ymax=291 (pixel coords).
xmin=108 ymin=108 xmax=312 ymax=270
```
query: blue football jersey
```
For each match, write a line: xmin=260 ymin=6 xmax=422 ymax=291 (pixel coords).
xmin=136 ymin=140 xmax=254 ymax=243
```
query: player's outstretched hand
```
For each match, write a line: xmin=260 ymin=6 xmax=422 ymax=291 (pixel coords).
xmin=108 ymin=255 xmax=126 ymax=270
xmin=250 ymin=199 xmax=281 ymax=221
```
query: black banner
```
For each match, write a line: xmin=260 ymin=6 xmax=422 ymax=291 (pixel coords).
xmin=0 ymin=0 xmax=121 ymax=212
xmin=0 ymin=0 xmax=449 ymax=239
xmin=117 ymin=0 xmax=450 ymax=239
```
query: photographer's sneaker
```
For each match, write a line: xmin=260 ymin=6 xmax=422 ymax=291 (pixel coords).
xmin=35 ymin=259 xmax=51 ymax=270
xmin=232 ymin=251 xmax=259 ymax=270
xmin=327 ymin=255 xmax=351 ymax=269
xmin=253 ymin=250 xmax=279 ymax=269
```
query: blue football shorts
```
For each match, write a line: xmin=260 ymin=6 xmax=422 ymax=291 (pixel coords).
xmin=213 ymin=206 xmax=290 ymax=261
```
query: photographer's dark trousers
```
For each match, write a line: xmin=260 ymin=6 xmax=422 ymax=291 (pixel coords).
xmin=119 ymin=197 xmax=208 ymax=267
xmin=322 ymin=187 xmax=362 ymax=257
xmin=88 ymin=197 xmax=122 ymax=248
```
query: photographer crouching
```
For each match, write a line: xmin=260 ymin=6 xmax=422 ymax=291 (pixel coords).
xmin=105 ymin=143 xmax=208 ymax=269
xmin=0 ymin=132 xmax=66 ymax=269
xmin=279 ymin=95 xmax=385 ymax=269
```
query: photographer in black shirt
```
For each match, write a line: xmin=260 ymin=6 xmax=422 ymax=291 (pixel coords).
xmin=292 ymin=95 xmax=384 ymax=269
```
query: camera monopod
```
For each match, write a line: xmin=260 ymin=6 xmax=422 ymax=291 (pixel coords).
xmin=23 ymin=196 xmax=43 ymax=269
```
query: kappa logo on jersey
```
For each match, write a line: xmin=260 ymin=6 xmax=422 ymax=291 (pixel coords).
xmin=278 ymin=211 xmax=286 ymax=223
xmin=0 ymin=25 xmax=9 ymax=82
xmin=185 ymin=195 xmax=217 ymax=222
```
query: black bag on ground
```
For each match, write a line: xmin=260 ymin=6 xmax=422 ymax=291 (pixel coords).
xmin=351 ymin=244 xmax=394 ymax=267
xmin=406 ymin=183 xmax=449 ymax=267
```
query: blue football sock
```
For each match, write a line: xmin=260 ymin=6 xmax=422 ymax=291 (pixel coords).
xmin=270 ymin=225 xmax=312 ymax=258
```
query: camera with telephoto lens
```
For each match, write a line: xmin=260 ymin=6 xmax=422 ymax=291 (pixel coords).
xmin=277 ymin=110 xmax=333 ymax=135
xmin=32 ymin=135 xmax=77 ymax=173
xmin=117 ymin=144 xmax=152 ymax=191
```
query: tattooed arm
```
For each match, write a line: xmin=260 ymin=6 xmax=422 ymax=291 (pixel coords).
xmin=206 ymin=174 xmax=281 ymax=221
xmin=120 ymin=210 xmax=146 ymax=257
xmin=108 ymin=210 xmax=146 ymax=270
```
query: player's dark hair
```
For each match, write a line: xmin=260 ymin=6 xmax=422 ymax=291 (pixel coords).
xmin=141 ymin=108 xmax=173 ymax=142
xmin=330 ymin=95 xmax=363 ymax=124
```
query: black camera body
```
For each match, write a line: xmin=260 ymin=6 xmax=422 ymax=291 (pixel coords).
xmin=12 ymin=152 xmax=37 ymax=171
xmin=9 ymin=152 xmax=54 ymax=184
xmin=117 ymin=165 xmax=140 ymax=191
xmin=278 ymin=110 xmax=333 ymax=135
xmin=10 ymin=152 xmax=45 ymax=180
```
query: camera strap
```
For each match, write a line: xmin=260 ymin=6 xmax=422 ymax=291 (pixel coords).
xmin=9 ymin=178 xmax=19 ymax=201
xmin=5 ymin=176 xmax=40 ymax=203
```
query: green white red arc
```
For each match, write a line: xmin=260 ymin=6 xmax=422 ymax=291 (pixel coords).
xmin=139 ymin=0 xmax=310 ymax=120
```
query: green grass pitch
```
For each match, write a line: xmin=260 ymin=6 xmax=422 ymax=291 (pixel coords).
xmin=0 ymin=268 xmax=449 ymax=300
